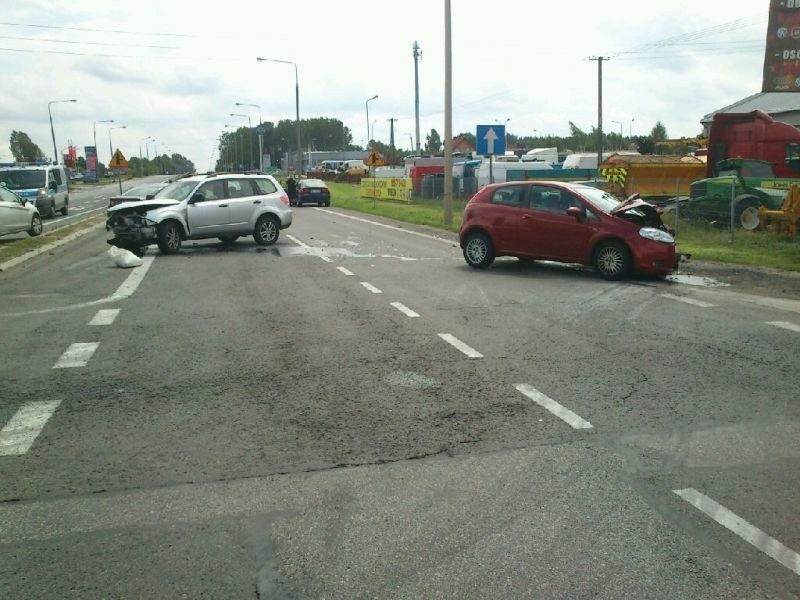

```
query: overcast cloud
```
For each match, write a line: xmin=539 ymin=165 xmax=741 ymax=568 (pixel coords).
xmin=0 ymin=0 xmax=770 ymax=170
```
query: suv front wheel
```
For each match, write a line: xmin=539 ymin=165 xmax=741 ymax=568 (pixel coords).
xmin=254 ymin=214 xmax=279 ymax=245
xmin=157 ymin=220 xmax=182 ymax=254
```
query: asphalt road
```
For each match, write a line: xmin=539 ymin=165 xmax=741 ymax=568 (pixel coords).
xmin=1 ymin=204 xmax=799 ymax=598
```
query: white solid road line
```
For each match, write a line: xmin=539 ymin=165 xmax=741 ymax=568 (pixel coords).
xmin=438 ymin=333 xmax=483 ymax=358
xmin=674 ymin=488 xmax=800 ymax=576
xmin=314 ymin=208 xmax=453 ymax=244
xmin=0 ymin=400 xmax=61 ymax=456
xmin=360 ymin=282 xmax=383 ymax=294
xmin=112 ymin=255 xmax=155 ymax=299
xmin=89 ymin=308 xmax=120 ymax=326
xmin=766 ymin=321 xmax=800 ymax=333
xmin=391 ymin=302 xmax=420 ymax=318
xmin=53 ymin=342 xmax=99 ymax=369
xmin=286 ymin=234 xmax=310 ymax=248
xmin=337 ymin=266 xmax=354 ymax=276
xmin=660 ymin=293 xmax=717 ymax=308
xmin=514 ymin=384 xmax=593 ymax=429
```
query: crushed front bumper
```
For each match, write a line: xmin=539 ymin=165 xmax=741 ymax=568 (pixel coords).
xmin=106 ymin=213 xmax=158 ymax=248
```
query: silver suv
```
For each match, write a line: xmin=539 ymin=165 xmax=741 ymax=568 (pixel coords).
xmin=106 ymin=173 xmax=293 ymax=255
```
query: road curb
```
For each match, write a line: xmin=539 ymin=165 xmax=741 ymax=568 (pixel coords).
xmin=0 ymin=221 xmax=106 ymax=272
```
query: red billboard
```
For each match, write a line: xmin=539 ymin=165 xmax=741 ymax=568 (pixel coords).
xmin=763 ymin=0 xmax=800 ymax=92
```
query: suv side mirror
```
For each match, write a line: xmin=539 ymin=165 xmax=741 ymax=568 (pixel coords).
xmin=145 ymin=194 xmax=155 ymax=200
xmin=190 ymin=193 xmax=205 ymax=203
xmin=49 ymin=181 xmax=57 ymax=192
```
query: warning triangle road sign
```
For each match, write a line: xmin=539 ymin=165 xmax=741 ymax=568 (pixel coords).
xmin=365 ymin=148 xmax=384 ymax=167
xmin=109 ymin=148 xmax=128 ymax=169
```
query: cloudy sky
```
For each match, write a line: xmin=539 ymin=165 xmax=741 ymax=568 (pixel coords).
xmin=0 ymin=0 xmax=769 ymax=170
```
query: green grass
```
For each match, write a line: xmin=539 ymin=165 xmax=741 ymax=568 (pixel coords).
xmin=0 ymin=213 xmax=106 ymax=265
xmin=326 ymin=182 xmax=800 ymax=271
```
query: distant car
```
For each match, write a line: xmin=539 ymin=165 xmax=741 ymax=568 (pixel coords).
xmin=0 ymin=164 xmax=69 ymax=218
xmin=106 ymin=173 xmax=292 ymax=255
xmin=458 ymin=181 xmax=677 ymax=280
xmin=0 ymin=185 xmax=42 ymax=237
xmin=108 ymin=182 xmax=169 ymax=208
xmin=294 ymin=179 xmax=331 ymax=207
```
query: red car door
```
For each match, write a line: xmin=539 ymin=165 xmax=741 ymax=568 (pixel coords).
xmin=517 ymin=185 xmax=596 ymax=262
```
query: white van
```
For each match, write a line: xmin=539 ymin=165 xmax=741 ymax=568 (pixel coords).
xmin=0 ymin=164 xmax=70 ymax=218
xmin=342 ymin=159 xmax=369 ymax=174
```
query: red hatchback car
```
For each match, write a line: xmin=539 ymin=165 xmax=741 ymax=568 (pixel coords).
xmin=458 ymin=181 xmax=677 ymax=280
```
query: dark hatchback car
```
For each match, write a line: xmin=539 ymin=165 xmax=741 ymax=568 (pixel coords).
xmin=458 ymin=181 xmax=678 ymax=280
xmin=107 ymin=181 xmax=169 ymax=208
xmin=294 ymin=178 xmax=331 ymax=207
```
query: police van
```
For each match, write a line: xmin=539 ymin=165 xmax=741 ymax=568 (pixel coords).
xmin=0 ymin=163 xmax=70 ymax=218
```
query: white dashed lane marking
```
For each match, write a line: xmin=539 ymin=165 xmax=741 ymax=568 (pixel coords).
xmin=89 ymin=309 xmax=120 ymax=326
xmin=514 ymin=384 xmax=593 ymax=429
xmin=360 ymin=282 xmax=382 ymax=294
xmin=674 ymin=488 xmax=800 ymax=576
xmin=660 ymin=293 xmax=716 ymax=308
xmin=437 ymin=334 xmax=483 ymax=358
xmin=390 ymin=302 xmax=420 ymax=318
xmin=0 ymin=401 xmax=61 ymax=456
xmin=337 ymin=266 xmax=354 ymax=276
xmin=53 ymin=343 xmax=99 ymax=369
xmin=766 ymin=321 xmax=800 ymax=333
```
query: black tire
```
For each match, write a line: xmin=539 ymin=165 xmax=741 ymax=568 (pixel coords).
xmin=28 ymin=214 xmax=42 ymax=236
xmin=60 ymin=198 xmax=68 ymax=216
xmin=594 ymin=240 xmax=631 ymax=280
xmin=48 ymin=200 xmax=56 ymax=219
xmin=156 ymin=220 xmax=182 ymax=254
xmin=463 ymin=230 xmax=495 ymax=269
xmin=218 ymin=235 xmax=239 ymax=244
xmin=254 ymin=214 xmax=280 ymax=246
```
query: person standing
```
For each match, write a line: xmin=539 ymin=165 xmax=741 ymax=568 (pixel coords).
xmin=286 ymin=175 xmax=297 ymax=205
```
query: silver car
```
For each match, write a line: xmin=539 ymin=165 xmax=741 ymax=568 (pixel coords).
xmin=106 ymin=173 xmax=293 ymax=255
xmin=0 ymin=185 xmax=42 ymax=237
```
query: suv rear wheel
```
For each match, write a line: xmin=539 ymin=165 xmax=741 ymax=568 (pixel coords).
xmin=254 ymin=214 xmax=279 ymax=245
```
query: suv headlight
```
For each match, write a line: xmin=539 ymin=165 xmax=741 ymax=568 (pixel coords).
xmin=639 ymin=227 xmax=674 ymax=244
xmin=37 ymin=187 xmax=47 ymax=198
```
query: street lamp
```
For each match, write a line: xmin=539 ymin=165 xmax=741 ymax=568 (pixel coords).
xmin=108 ymin=125 xmax=126 ymax=161
xmin=365 ymin=94 xmax=378 ymax=147
xmin=371 ymin=120 xmax=378 ymax=144
xmin=612 ymin=120 xmax=623 ymax=150
xmin=231 ymin=111 xmax=254 ymax=171
xmin=236 ymin=102 xmax=262 ymax=172
xmin=139 ymin=136 xmax=152 ymax=160
xmin=92 ymin=119 xmax=113 ymax=178
xmin=257 ymin=57 xmax=301 ymax=172
xmin=224 ymin=125 xmax=241 ymax=170
xmin=48 ymin=99 xmax=77 ymax=164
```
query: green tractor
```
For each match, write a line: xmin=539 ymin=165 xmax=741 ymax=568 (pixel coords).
xmin=684 ymin=158 xmax=799 ymax=228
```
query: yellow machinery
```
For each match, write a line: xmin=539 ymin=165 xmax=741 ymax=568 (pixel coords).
xmin=741 ymin=184 xmax=800 ymax=236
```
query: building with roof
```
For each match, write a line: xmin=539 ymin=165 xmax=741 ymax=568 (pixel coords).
xmin=701 ymin=92 xmax=800 ymax=135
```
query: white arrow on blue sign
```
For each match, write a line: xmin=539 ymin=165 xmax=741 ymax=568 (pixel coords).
xmin=476 ymin=125 xmax=506 ymax=156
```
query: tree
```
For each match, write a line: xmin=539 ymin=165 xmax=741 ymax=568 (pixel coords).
xmin=651 ymin=121 xmax=668 ymax=142
xmin=425 ymin=128 xmax=442 ymax=155
xmin=9 ymin=131 xmax=45 ymax=162
xmin=632 ymin=135 xmax=655 ymax=154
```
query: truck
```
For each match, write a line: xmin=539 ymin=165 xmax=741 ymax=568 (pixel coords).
xmin=706 ymin=110 xmax=800 ymax=178
xmin=599 ymin=154 xmax=706 ymax=203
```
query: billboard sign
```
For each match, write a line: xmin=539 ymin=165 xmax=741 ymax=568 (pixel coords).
xmin=763 ymin=0 xmax=800 ymax=92
xmin=84 ymin=146 xmax=97 ymax=181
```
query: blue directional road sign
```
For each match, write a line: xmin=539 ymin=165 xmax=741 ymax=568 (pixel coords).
xmin=476 ymin=124 xmax=506 ymax=157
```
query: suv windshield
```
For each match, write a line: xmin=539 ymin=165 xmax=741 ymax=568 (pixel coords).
xmin=154 ymin=180 xmax=198 ymax=202
xmin=0 ymin=169 xmax=46 ymax=190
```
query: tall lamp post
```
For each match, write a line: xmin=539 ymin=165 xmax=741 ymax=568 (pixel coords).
xmin=48 ymin=99 xmax=77 ymax=164
xmin=230 ymin=112 xmax=254 ymax=171
xmin=109 ymin=125 xmax=126 ymax=162
xmin=225 ymin=125 xmax=240 ymax=170
xmin=611 ymin=120 xmax=622 ymax=150
xmin=236 ymin=102 xmax=262 ymax=172
xmin=139 ymin=136 xmax=152 ymax=160
xmin=365 ymin=95 xmax=378 ymax=147
xmin=93 ymin=119 xmax=113 ymax=179
xmin=257 ymin=57 xmax=301 ymax=172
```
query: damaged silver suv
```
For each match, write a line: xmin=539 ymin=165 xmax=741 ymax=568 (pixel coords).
xmin=106 ymin=173 xmax=293 ymax=255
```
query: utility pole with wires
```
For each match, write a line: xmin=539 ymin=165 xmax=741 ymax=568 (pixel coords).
xmin=589 ymin=56 xmax=609 ymax=176
xmin=413 ymin=41 xmax=422 ymax=155
xmin=387 ymin=118 xmax=397 ymax=149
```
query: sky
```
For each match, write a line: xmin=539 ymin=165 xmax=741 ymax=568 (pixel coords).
xmin=0 ymin=0 xmax=770 ymax=171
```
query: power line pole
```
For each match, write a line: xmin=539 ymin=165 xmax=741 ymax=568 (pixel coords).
xmin=589 ymin=56 xmax=608 ymax=174
xmin=413 ymin=41 xmax=422 ymax=155
xmin=387 ymin=118 xmax=397 ymax=149
xmin=443 ymin=2 xmax=453 ymax=226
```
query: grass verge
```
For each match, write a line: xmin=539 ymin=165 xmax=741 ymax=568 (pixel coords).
xmin=326 ymin=182 xmax=800 ymax=271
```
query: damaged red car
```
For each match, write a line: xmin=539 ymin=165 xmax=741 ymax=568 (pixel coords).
xmin=458 ymin=181 xmax=678 ymax=280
